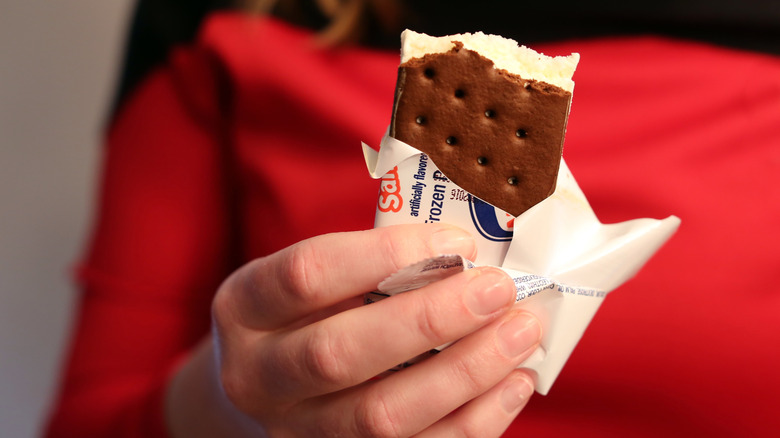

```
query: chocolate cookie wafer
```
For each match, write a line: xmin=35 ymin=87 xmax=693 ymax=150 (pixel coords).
xmin=390 ymin=30 xmax=579 ymax=217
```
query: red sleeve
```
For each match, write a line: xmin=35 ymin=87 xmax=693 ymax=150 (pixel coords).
xmin=43 ymin=47 xmax=235 ymax=438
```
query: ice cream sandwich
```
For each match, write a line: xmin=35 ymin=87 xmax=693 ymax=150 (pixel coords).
xmin=390 ymin=30 xmax=579 ymax=217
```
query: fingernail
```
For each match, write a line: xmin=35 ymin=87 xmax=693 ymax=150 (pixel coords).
xmin=464 ymin=268 xmax=514 ymax=315
xmin=430 ymin=227 xmax=476 ymax=257
xmin=501 ymin=375 xmax=534 ymax=413
xmin=497 ymin=313 xmax=541 ymax=358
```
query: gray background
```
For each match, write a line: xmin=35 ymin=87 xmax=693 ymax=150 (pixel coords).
xmin=1 ymin=1 xmax=133 ymax=436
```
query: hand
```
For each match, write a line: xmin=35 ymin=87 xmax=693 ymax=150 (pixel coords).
xmin=210 ymin=224 xmax=541 ymax=437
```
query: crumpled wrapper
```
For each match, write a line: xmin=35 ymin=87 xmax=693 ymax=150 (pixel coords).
xmin=362 ymin=133 xmax=680 ymax=394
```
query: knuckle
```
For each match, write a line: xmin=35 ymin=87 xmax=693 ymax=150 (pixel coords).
xmin=303 ymin=326 xmax=349 ymax=386
xmin=460 ymin=423 xmax=486 ymax=438
xmin=211 ymin=274 xmax=240 ymax=330
xmin=354 ymin=390 xmax=402 ymax=438
xmin=280 ymin=240 xmax=320 ymax=304
xmin=376 ymin=228 xmax=413 ymax=274
xmin=447 ymin=353 xmax=485 ymax=395
xmin=212 ymin=259 xmax=268 ymax=329
xmin=304 ymin=416 xmax=342 ymax=438
xmin=219 ymin=366 xmax=252 ymax=412
xmin=414 ymin=294 xmax=450 ymax=344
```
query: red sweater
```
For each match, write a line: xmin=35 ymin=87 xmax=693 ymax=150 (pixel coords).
xmin=45 ymin=13 xmax=780 ymax=437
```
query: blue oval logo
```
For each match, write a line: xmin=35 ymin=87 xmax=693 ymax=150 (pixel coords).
xmin=469 ymin=196 xmax=514 ymax=242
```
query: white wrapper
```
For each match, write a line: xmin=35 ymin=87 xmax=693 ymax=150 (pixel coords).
xmin=363 ymin=133 xmax=680 ymax=394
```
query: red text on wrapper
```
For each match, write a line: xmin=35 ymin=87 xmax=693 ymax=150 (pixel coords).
xmin=378 ymin=166 xmax=403 ymax=212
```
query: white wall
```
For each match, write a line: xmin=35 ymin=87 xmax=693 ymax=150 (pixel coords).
xmin=0 ymin=1 xmax=133 ymax=436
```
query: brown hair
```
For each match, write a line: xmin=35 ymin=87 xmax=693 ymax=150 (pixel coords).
xmin=239 ymin=0 xmax=407 ymax=46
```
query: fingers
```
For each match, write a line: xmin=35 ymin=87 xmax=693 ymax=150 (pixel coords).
xmin=216 ymin=224 xmax=477 ymax=331
xmin=254 ymin=266 xmax=516 ymax=401
xmin=293 ymin=310 xmax=542 ymax=437
xmin=211 ymin=224 xmax=541 ymax=437
xmin=415 ymin=370 xmax=535 ymax=438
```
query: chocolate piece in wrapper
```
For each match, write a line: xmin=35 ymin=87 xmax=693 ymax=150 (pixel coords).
xmin=391 ymin=41 xmax=572 ymax=217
